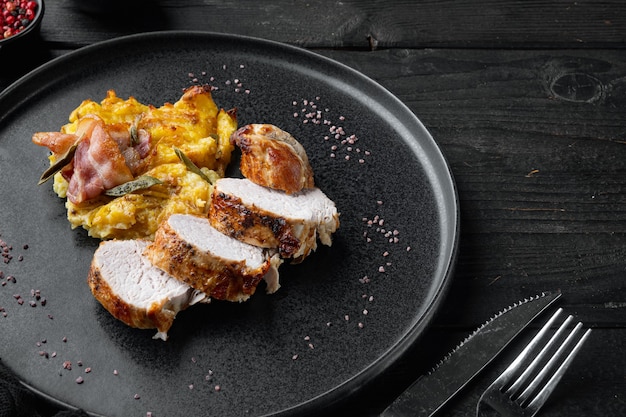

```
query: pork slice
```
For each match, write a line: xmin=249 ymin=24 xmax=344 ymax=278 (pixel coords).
xmin=209 ymin=178 xmax=339 ymax=260
xmin=145 ymin=214 xmax=282 ymax=302
xmin=87 ymin=239 xmax=207 ymax=341
xmin=231 ymin=124 xmax=314 ymax=194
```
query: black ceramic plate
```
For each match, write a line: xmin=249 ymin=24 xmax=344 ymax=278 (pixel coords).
xmin=0 ymin=32 xmax=458 ymax=417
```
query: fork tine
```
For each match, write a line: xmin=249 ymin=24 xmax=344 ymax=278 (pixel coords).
xmin=492 ymin=308 xmax=564 ymax=388
xmin=476 ymin=308 xmax=592 ymax=417
xmin=524 ymin=327 xmax=592 ymax=412
xmin=514 ymin=321 xmax=583 ymax=404
xmin=506 ymin=314 xmax=575 ymax=397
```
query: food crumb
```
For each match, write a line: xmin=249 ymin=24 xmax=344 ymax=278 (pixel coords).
xmin=134 ymin=394 xmax=141 ymax=400
xmin=214 ymin=385 xmax=221 ymax=392
xmin=75 ymin=377 xmax=84 ymax=384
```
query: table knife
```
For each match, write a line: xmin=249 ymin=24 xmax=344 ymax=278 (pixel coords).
xmin=380 ymin=291 xmax=562 ymax=417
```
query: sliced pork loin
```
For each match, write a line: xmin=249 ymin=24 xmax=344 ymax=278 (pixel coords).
xmin=209 ymin=177 xmax=340 ymax=261
xmin=88 ymin=239 xmax=208 ymax=341
xmin=145 ymin=214 xmax=282 ymax=302
xmin=231 ymin=124 xmax=315 ymax=194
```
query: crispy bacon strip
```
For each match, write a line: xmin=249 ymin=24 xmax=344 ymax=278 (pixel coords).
xmin=32 ymin=132 xmax=78 ymax=155
xmin=33 ymin=115 xmax=153 ymax=204
xmin=65 ymin=118 xmax=134 ymax=204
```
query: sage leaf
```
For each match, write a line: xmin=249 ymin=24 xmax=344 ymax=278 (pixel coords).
xmin=174 ymin=147 xmax=213 ymax=184
xmin=38 ymin=143 xmax=78 ymax=185
xmin=129 ymin=115 xmax=142 ymax=146
xmin=104 ymin=175 xmax=163 ymax=197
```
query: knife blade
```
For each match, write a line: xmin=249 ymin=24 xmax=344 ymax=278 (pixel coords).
xmin=380 ymin=291 xmax=562 ymax=417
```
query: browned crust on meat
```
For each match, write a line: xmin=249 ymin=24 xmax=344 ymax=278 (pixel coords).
xmin=231 ymin=124 xmax=315 ymax=194
xmin=208 ymin=188 xmax=313 ymax=259
xmin=145 ymin=220 xmax=268 ymax=302
xmin=87 ymin=263 xmax=176 ymax=333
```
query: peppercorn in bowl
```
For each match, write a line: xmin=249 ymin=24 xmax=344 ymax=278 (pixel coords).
xmin=0 ymin=0 xmax=44 ymax=51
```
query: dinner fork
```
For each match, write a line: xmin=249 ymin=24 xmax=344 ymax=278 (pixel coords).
xmin=475 ymin=308 xmax=592 ymax=417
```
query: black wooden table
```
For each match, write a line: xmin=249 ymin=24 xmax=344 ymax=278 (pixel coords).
xmin=1 ymin=1 xmax=624 ymax=416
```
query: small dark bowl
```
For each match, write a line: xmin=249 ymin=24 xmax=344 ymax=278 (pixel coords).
xmin=0 ymin=0 xmax=45 ymax=53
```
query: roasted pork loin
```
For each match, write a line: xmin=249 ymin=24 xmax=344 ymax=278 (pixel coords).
xmin=87 ymin=239 xmax=207 ymax=341
xmin=231 ymin=124 xmax=315 ymax=194
xmin=209 ymin=177 xmax=339 ymax=260
xmin=145 ymin=214 xmax=282 ymax=301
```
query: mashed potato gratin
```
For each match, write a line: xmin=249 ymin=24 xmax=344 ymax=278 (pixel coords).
xmin=35 ymin=85 xmax=237 ymax=240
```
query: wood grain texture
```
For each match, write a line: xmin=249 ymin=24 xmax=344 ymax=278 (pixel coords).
xmin=35 ymin=0 xmax=626 ymax=49
xmin=1 ymin=1 xmax=624 ymax=416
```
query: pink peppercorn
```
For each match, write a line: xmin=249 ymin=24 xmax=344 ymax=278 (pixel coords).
xmin=0 ymin=0 xmax=38 ymax=40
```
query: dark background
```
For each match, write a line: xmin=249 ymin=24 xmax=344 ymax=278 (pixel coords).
xmin=1 ymin=1 xmax=624 ymax=416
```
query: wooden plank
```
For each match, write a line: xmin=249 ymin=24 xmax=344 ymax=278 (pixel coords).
xmin=39 ymin=0 xmax=626 ymax=49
